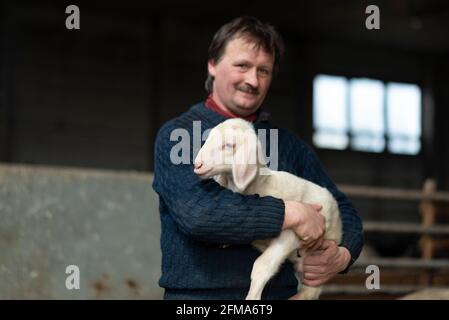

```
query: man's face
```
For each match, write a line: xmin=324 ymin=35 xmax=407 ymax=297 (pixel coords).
xmin=208 ymin=36 xmax=274 ymax=116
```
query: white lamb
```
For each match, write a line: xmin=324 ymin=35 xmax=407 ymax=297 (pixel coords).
xmin=193 ymin=118 xmax=342 ymax=300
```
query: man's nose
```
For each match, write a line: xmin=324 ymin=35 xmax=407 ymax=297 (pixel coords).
xmin=245 ymin=69 xmax=259 ymax=88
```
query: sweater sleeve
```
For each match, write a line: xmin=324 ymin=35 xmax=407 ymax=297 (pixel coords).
xmin=298 ymin=142 xmax=364 ymax=271
xmin=152 ymin=123 xmax=285 ymax=245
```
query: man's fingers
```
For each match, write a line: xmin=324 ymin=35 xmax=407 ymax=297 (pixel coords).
xmin=308 ymin=249 xmax=326 ymax=257
xmin=303 ymin=278 xmax=325 ymax=287
xmin=303 ymin=254 xmax=327 ymax=266
xmin=307 ymin=237 xmax=324 ymax=253
xmin=304 ymin=272 xmax=322 ymax=280
xmin=320 ymin=239 xmax=335 ymax=250
xmin=302 ymin=265 xmax=324 ymax=274
xmin=299 ymin=239 xmax=315 ymax=249
xmin=307 ymin=239 xmax=334 ymax=255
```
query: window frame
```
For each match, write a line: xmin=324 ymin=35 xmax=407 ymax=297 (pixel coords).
xmin=312 ymin=74 xmax=423 ymax=156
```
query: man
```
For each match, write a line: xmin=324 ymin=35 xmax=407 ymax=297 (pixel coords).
xmin=153 ymin=16 xmax=364 ymax=299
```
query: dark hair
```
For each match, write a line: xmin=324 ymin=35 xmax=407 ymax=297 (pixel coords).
xmin=205 ymin=16 xmax=285 ymax=92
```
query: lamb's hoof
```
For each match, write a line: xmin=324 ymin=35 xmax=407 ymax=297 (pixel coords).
xmin=290 ymin=290 xmax=320 ymax=300
xmin=288 ymin=293 xmax=302 ymax=300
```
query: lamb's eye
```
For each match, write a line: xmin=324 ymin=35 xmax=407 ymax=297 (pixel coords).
xmin=224 ymin=143 xmax=235 ymax=149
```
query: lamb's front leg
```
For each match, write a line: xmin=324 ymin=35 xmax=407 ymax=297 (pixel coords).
xmin=246 ymin=230 xmax=300 ymax=300
xmin=288 ymin=249 xmax=322 ymax=300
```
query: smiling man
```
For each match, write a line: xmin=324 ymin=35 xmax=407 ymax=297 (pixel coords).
xmin=207 ymin=36 xmax=273 ymax=116
xmin=153 ymin=16 xmax=364 ymax=300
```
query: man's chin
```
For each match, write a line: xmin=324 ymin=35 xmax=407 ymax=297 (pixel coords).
xmin=233 ymin=101 xmax=260 ymax=116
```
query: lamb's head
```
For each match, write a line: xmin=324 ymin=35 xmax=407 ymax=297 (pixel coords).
xmin=194 ymin=118 xmax=264 ymax=191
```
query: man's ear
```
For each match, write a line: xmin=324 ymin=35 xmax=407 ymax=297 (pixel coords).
xmin=232 ymin=138 xmax=258 ymax=191
xmin=208 ymin=60 xmax=217 ymax=77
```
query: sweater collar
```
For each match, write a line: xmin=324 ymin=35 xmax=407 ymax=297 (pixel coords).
xmin=197 ymin=96 xmax=271 ymax=126
xmin=205 ymin=95 xmax=258 ymax=123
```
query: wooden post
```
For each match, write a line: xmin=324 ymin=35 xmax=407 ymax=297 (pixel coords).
xmin=419 ymin=179 xmax=437 ymax=261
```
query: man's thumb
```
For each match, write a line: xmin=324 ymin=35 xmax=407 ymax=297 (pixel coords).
xmin=311 ymin=203 xmax=323 ymax=211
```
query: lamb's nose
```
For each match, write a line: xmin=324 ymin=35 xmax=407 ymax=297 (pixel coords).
xmin=194 ymin=161 xmax=203 ymax=170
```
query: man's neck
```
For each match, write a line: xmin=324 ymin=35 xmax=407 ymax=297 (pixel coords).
xmin=211 ymin=93 xmax=235 ymax=115
xmin=205 ymin=94 xmax=258 ymax=123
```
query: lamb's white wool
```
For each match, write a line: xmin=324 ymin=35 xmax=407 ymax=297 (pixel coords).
xmin=194 ymin=118 xmax=342 ymax=300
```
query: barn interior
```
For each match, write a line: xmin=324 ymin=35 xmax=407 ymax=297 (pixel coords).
xmin=1 ymin=0 xmax=449 ymax=299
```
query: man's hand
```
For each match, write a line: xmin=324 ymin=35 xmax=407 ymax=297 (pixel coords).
xmin=283 ymin=200 xmax=325 ymax=250
xmin=295 ymin=240 xmax=351 ymax=287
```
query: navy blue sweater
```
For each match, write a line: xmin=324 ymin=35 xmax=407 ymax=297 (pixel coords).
xmin=153 ymin=102 xmax=364 ymax=299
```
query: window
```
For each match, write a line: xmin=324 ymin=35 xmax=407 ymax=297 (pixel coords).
xmin=313 ymin=74 xmax=422 ymax=155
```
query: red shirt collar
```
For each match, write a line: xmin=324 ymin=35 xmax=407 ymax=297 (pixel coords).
xmin=205 ymin=94 xmax=258 ymax=123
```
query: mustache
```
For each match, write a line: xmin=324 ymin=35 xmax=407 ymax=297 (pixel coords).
xmin=237 ymin=85 xmax=259 ymax=95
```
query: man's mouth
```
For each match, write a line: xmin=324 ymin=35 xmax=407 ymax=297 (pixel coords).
xmin=239 ymin=90 xmax=257 ymax=96
xmin=237 ymin=86 xmax=259 ymax=95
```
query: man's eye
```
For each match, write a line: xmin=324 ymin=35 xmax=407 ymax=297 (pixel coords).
xmin=258 ymin=69 xmax=270 ymax=76
xmin=236 ymin=64 xmax=248 ymax=70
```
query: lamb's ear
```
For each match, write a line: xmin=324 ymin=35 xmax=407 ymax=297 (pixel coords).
xmin=232 ymin=136 xmax=258 ymax=191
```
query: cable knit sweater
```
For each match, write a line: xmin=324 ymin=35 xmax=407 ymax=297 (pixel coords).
xmin=152 ymin=102 xmax=364 ymax=299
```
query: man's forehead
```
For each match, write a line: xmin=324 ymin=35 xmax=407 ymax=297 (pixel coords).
xmin=225 ymin=36 xmax=274 ymax=59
